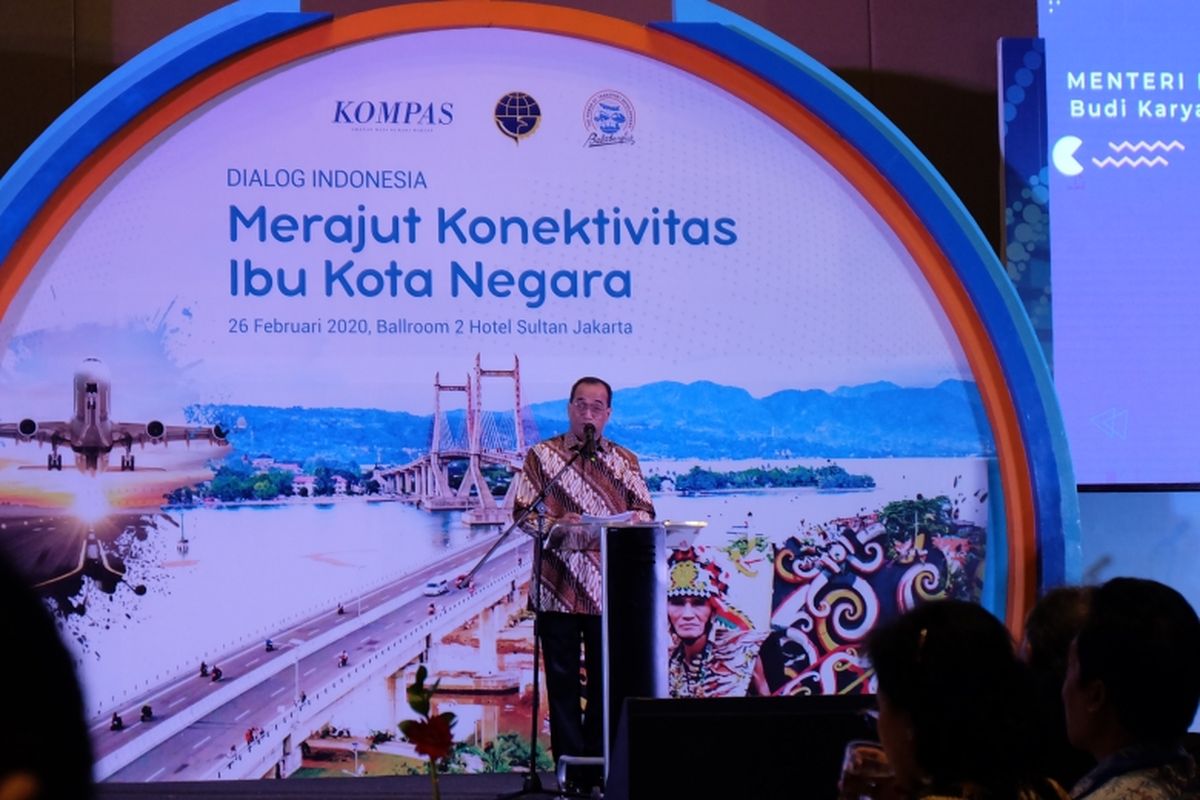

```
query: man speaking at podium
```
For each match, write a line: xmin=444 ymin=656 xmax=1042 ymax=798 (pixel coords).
xmin=513 ymin=376 xmax=655 ymax=784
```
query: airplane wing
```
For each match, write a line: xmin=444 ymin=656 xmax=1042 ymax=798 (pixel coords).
xmin=0 ymin=421 xmax=72 ymax=445
xmin=112 ymin=422 xmax=229 ymax=447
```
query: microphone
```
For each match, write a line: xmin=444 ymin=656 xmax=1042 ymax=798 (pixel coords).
xmin=582 ymin=423 xmax=597 ymax=461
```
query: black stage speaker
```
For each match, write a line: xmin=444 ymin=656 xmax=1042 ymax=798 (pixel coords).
xmin=605 ymin=694 xmax=878 ymax=800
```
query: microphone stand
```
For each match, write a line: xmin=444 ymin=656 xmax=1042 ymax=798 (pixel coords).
xmin=456 ymin=443 xmax=590 ymax=799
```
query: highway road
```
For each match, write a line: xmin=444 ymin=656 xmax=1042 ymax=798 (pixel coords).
xmin=97 ymin=533 xmax=531 ymax=782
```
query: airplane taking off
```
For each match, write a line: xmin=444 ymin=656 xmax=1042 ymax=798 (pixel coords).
xmin=0 ymin=357 xmax=228 ymax=474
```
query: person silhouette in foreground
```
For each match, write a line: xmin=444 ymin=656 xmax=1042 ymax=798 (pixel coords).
xmin=1063 ymin=577 xmax=1200 ymax=800
xmin=866 ymin=599 xmax=1067 ymax=799
xmin=0 ymin=550 xmax=94 ymax=799
xmin=1021 ymin=585 xmax=1097 ymax=790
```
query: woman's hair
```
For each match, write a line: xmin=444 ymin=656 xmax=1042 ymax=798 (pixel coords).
xmin=867 ymin=599 xmax=1037 ymax=795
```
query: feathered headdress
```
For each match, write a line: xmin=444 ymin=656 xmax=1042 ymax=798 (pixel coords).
xmin=668 ymin=547 xmax=727 ymax=599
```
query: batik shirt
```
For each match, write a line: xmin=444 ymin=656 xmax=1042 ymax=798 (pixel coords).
xmin=513 ymin=431 xmax=655 ymax=615
xmin=917 ymin=781 xmax=1069 ymax=800
xmin=1070 ymin=744 xmax=1198 ymax=800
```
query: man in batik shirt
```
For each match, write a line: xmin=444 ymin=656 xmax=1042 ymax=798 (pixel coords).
xmin=1063 ymin=577 xmax=1200 ymax=800
xmin=513 ymin=376 xmax=655 ymax=781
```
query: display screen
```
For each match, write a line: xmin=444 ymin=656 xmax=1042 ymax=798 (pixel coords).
xmin=1041 ymin=0 xmax=1200 ymax=486
xmin=0 ymin=26 xmax=997 ymax=782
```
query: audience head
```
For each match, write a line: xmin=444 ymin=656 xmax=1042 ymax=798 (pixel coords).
xmin=1021 ymin=585 xmax=1096 ymax=788
xmin=1022 ymin=584 xmax=1094 ymax=682
xmin=867 ymin=599 xmax=1034 ymax=795
xmin=0 ymin=551 xmax=94 ymax=799
xmin=1063 ymin=577 xmax=1200 ymax=758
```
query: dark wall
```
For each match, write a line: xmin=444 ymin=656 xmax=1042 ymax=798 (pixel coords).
xmin=0 ymin=0 xmax=1034 ymax=249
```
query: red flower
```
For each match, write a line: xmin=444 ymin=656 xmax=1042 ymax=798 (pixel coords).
xmin=399 ymin=714 xmax=456 ymax=761
xmin=399 ymin=665 xmax=458 ymax=774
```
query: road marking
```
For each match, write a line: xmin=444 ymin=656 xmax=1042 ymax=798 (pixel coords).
xmin=270 ymin=686 xmax=286 ymax=697
xmin=307 ymin=628 xmax=321 ymax=635
xmin=247 ymin=658 xmax=260 ymax=666
xmin=235 ymin=709 xmax=251 ymax=721
xmin=304 ymin=667 xmax=317 ymax=677
xmin=192 ymin=735 xmax=212 ymax=750
xmin=384 ymin=622 xmax=395 ymax=628
xmin=168 ymin=697 xmax=187 ymax=708
xmin=145 ymin=767 xmax=165 ymax=782
xmin=360 ymin=636 xmax=374 ymax=644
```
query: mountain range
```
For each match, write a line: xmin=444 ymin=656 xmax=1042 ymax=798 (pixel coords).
xmin=186 ymin=378 xmax=993 ymax=468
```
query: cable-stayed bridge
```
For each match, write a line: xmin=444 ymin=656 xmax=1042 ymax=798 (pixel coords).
xmin=378 ymin=354 xmax=538 ymax=524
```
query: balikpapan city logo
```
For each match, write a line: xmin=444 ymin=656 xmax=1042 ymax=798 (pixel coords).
xmin=583 ymin=90 xmax=635 ymax=147
xmin=494 ymin=91 xmax=542 ymax=144
xmin=330 ymin=99 xmax=454 ymax=130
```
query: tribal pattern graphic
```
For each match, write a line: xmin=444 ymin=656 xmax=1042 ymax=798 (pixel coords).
xmin=760 ymin=499 xmax=987 ymax=697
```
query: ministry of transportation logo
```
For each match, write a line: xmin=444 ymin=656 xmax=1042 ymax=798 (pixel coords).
xmin=494 ymin=92 xmax=542 ymax=144
xmin=583 ymin=90 xmax=635 ymax=147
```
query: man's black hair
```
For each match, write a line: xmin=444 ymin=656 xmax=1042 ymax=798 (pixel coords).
xmin=1074 ymin=577 xmax=1200 ymax=742
xmin=570 ymin=376 xmax=612 ymax=406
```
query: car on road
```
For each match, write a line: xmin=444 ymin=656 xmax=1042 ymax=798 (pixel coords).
xmin=423 ymin=578 xmax=450 ymax=596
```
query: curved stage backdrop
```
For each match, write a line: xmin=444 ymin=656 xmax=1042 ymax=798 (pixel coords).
xmin=0 ymin=0 xmax=1076 ymax=784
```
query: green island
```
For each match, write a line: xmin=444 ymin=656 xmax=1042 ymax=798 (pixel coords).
xmin=648 ymin=463 xmax=875 ymax=494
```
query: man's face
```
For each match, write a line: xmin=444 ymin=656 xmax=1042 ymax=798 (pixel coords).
xmin=668 ymin=596 xmax=712 ymax=642
xmin=568 ymin=381 xmax=611 ymax=440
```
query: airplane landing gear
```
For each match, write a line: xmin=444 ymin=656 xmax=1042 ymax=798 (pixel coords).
xmin=47 ymin=452 xmax=63 ymax=470
xmin=120 ymin=453 xmax=135 ymax=471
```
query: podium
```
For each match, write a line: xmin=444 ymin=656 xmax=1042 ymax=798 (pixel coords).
xmin=598 ymin=521 xmax=705 ymax=771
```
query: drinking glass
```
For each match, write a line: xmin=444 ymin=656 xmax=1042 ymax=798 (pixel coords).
xmin=838 ymin=739 xmax=895 ymax=800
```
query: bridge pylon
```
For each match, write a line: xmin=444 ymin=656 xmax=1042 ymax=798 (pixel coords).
xmin=383 ymin=355 xmax=534 ymax=519
xmin=426 ymin=371 xmax=472 ymax=509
